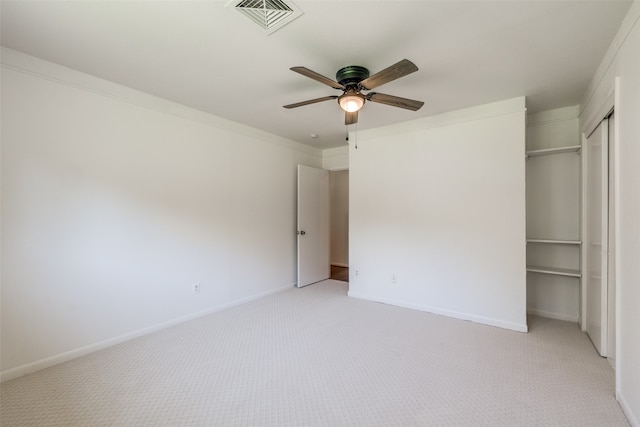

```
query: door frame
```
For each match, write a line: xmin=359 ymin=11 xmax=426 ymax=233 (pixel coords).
xmin=328 ymin=168 xmax=350 ymax=270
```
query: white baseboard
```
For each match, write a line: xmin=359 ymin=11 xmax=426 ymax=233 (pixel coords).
xmin=347 ymin=291 xmax=528 ymax=333
xmin=618 ymin=391 xmax=639 ymax=427
xmin=331 ymin=262 xmax=349 ymax=268
xmin=527 ymin=308 xmax=579 ymax=323
xmin=1 ymin=284 xmax=294 ymax=382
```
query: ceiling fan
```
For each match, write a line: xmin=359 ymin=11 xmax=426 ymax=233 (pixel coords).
xmin=283 ymin=59 xmax=424 ymax=125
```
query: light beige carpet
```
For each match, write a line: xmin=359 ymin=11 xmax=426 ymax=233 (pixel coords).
xmin=1 ymin=280 xmax=629 ymax=426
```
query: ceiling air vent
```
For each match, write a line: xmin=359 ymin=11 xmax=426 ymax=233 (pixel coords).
xmin=227 ymin=0 xmax=303 ymax=35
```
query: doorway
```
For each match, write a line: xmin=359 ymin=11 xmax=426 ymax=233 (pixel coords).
xmin=296 ymin=166 xmax=349 ymax=286
xmin=329 ymin=170 xmax=349 ymax=282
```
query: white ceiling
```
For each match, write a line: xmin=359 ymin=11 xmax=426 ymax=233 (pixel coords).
xmin=1 ymin=0 xmax=633 ymax=149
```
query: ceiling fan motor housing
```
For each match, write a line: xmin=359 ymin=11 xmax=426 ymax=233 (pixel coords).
xmin=336 ymin=66 xmax=370 ymax=87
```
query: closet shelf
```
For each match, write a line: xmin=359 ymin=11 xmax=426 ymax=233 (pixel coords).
xmin=525 ymin=145 xmax=581 ymax=158
xmin=527 ymin=238 xmax=582 ymax=245
xmin=527 ymin=265 xmax=581 ymax=278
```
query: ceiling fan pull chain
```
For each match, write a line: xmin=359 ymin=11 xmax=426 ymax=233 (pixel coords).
xmin=355 ymin=122 xmax=358 ymax=150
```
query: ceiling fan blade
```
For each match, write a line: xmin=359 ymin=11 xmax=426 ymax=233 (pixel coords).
xmin=359 ymin=59 xmax=418 ymax=90
xmin=366 ymin=92 xmax=424 ymax=111
xmin=345 ymin=110 xmax=358 ymax=125
xmin=290 ymin=67 xmax=345 ymax=90
xmin=283 ymin=96 xmax=338 ymax=109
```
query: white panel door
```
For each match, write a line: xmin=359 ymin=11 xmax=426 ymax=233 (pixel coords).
xmin=297 ymin=165 xmax=330 ymax=287
xmin=586 ymin=119 xmax=608 ymax=356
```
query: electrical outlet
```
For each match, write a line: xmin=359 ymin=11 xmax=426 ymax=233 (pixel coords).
xmin=355 ymin=270 xmax=359 ymax=276
xmin=193 ymin=282 xmax=201 ymax=294
xmin=392 ymin=274 xmax=397 ymax=285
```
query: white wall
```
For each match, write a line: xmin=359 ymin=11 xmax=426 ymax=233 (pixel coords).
xmin=0 ymin=48 xmax=322 ymax=380
xmin=526 ymin=106 xmax=581 ymax=322
xmin=348 ymin=97 xmax=528 ymax=332
xmin=322 ymin=146 xmax=349 ymax=171
xmin=580 ymin=3 xmax=640 ymax=425
xmin=329 ymin=170 xmax=349 ymax=267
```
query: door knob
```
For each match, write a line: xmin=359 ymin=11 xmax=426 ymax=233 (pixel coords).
xmin=298 ymin=230 xmax=306 ymax=235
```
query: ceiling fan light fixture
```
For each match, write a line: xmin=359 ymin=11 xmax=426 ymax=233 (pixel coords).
xmin=338 ymin=93 xmax=365 ymax=112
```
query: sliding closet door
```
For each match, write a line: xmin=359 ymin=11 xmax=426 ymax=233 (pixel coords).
xmin=585 ymin=119 xmax=608 ymax=357
xmin=607 ymin=112 xmax=616 ymax=367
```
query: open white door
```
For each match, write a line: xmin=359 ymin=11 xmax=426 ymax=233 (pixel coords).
xmin=297 ymin=165 xmax=330 ymax=287
xmin=585 ymin=119 xmax=608 ymax=356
